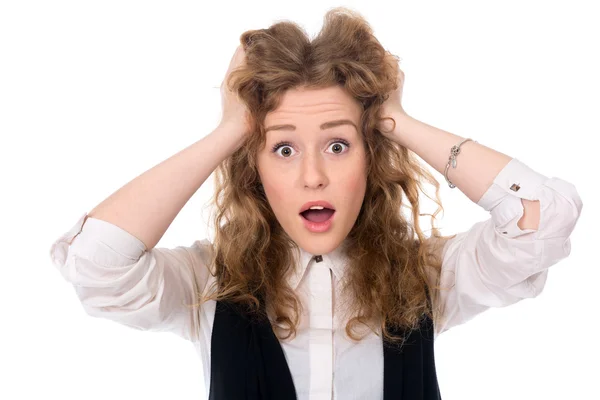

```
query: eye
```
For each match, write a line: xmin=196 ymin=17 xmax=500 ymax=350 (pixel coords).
xmin=271 ymin=139 xmax=351 ymax=158
xmin=271 ymin=141 xmax=295 ymax=157
xmin=328 ymin=140 xmax=350 ymax=154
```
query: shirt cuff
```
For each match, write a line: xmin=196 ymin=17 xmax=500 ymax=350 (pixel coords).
xmin=49 ymin=212 xmax=147 ymax=268
xmin=49 ymin=212 xmax=89 ymax=268
xmin=491 ymin=196 xmax=539 ymax=238
xmin=476 ymin=158 xmax=548 ymax=238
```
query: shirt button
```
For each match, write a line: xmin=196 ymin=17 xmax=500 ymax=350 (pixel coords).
xmin=314 ymin=255 xmax=323 ymax=263
xmin=510 ymin=183 xmax=521 ymax=192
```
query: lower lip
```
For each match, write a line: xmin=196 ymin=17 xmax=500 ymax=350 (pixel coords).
xmin=300 ymin=211 xmax=335 ymax=233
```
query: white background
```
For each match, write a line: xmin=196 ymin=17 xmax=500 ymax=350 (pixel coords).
xmin=1 ymin=1 xmax=597 ymax=399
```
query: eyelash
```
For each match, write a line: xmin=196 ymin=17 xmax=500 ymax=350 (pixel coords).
xmin=271 ymin=138 xmax=351 ymax=156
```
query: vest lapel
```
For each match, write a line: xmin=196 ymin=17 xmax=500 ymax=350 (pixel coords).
xmin=383 ymin=313 xmax=442 ymax=399
xmin=208 ymin=298 xmax=297 ymax=400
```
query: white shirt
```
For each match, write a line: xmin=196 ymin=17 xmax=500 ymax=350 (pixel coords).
xmin=49 ymin=158 xmax=582 ymax=400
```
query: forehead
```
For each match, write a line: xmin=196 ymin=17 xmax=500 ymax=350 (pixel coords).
xmin=265 ymin=85 xmax=362 ymax=123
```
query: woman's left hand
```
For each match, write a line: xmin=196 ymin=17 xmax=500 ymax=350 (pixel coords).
xmin=377 ymin=66 xmax=408 ymax=140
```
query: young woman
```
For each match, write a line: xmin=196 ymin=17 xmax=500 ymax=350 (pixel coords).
xmin=49 ymin=8 xmax=582 ymax=400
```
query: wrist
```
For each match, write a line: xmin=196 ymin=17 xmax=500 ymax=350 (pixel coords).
xmin=388 ymin=112 xmax=413 ymax=145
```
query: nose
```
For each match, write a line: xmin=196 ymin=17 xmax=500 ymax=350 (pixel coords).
xmin=301 ymin=151 xmax=329 ymax=190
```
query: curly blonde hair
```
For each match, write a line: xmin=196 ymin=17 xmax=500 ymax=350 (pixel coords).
xmin=201 ymin=7 xmax=455 ymax=344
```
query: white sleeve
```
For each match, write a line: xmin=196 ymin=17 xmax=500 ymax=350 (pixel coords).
xmin=432 ymin=158 xmax=583 ymax=338
xmin=49 ymin=213 xmax=214 ymax=342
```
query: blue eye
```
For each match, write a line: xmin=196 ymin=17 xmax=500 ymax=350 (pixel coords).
xmin=271 ymin=139 xmax=351 ymax=158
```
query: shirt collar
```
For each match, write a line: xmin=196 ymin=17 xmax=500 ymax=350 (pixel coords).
xmin=287 ymin=238 xmax=350 ymax=290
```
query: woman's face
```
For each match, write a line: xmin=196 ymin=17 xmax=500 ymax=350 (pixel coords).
xmin=257 ymin=85 xmax=367 ymax=256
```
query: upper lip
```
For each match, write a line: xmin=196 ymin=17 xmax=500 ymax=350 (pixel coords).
xmin=299 ymin=200 xmax=336 ymax=213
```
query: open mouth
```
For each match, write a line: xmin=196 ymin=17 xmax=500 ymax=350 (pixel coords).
xmin=299 ymin=208 xmax=336 ymax=223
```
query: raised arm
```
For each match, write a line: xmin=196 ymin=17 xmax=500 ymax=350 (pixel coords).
xmin=50 ymin=45 xmax=252 ymax=340
xmin=83 ymin=45 xmax=250 ymax=250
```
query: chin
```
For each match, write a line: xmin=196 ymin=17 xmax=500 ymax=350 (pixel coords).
xmin=294 ymin=234 xmax=344 ymax=255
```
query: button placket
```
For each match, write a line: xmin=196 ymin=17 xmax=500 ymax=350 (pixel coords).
xmin=308 ymin=257 xmax=333 ymax=398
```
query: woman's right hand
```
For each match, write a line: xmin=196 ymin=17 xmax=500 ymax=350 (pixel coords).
xmin=218 ymin=45 xmax=251 ymax=139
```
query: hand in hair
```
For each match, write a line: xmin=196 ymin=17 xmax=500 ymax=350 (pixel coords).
xmin=377 ymin=64 xmax=407 ymax=139
xmin=219 ymin=45 xmax=252 ymax=137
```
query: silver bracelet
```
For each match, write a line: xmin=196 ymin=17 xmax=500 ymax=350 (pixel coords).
xmin=444 ymin=138 xmax=477 ymax=188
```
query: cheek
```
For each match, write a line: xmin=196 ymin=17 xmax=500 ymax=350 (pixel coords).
xmin=346 ymin=168 xmax=368 ymax=216
xmin=257 ymin=155 xmax=281 ymax=208
xmin=345 ymin=174 xmax=367 ymax=207
xmin=345 ymin=156 xmax=368 ymax=196
xmin=261 ymin=173 xmax=292 ymax=214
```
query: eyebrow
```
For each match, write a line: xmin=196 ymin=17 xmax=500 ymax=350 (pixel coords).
xmin=265 ymin=119 xmax=358 ymax=133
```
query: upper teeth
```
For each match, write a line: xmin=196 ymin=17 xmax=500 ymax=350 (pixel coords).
xmin=309 ymin=206 xmax=324 ymax=210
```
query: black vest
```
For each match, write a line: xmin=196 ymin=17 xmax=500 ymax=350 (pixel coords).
xmin=208 ymin=288 xmax=442 ymax=399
